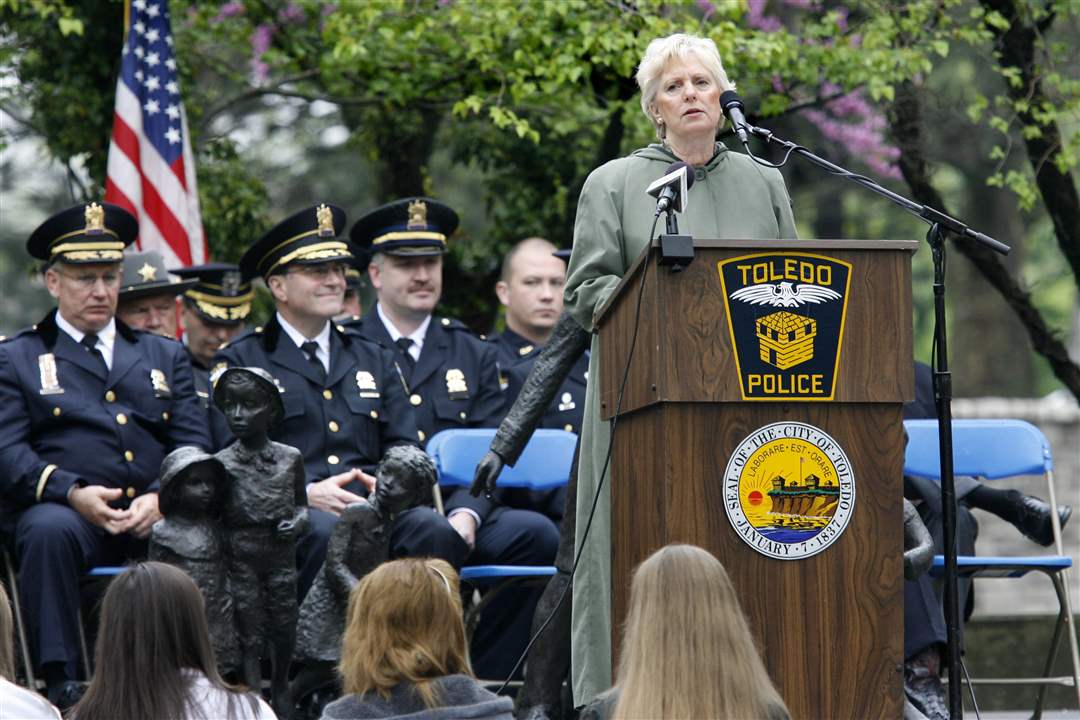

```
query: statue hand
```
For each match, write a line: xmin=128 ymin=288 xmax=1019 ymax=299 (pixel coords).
xmin=471 ymin=450 xmax=505 ymax=497
xmin=903 ymin=498 xmax=934 ymax=580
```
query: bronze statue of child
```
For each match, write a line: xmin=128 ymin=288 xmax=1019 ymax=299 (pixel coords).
xmin=149 ymin=446 xmax=239 ymax=673
xmin=213 ymin=366 xmax=309 ymax=717
xmin=292 ymin=445 xmax=436 ymax=702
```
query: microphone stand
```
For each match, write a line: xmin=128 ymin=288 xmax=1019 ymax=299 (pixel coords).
xmin=737 ymin=121 xmax=1009 ymax=720
xmin=657 ymin=206 xmax=694 ymax=271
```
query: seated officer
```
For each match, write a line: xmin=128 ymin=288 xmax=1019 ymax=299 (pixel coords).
xmin=170 ymin=263 xmax=253 ymax=399
xmin=346 ymin=198 xmax=559 ymax=679
xmin=337 ymin=250 xmax=369 ymax=321
xmin=115 ymin=250 xmax=195 ymax=338
xmin=0 ymin=202 xmax=209 ymax=707
xmin=212 ymin=203 xmax=466 ymax=597
xmin=491 ymin=239 xmax=587 ymax=522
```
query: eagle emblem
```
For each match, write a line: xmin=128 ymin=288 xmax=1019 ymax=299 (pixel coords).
xmin=730 ymin=281 xmax=840 ymax=308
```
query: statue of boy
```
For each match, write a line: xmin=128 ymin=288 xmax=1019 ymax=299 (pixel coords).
xmin=295 ymin=444 xmax=437 ymax=666
xmin=149 ymin=447 xmax=239 ymax=672
xmin=213 ymin=366 xmax=309 ymax=717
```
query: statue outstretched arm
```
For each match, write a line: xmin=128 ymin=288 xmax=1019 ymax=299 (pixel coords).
xmin=903 ymin=497 xmax=934 ymax=580
xmin=471 ymin=312 xmax=589 ymax=497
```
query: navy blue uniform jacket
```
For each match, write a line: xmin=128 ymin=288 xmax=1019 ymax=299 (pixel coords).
xmin=491 ymin=328 xmax=587 ymax=435
xmin=212 ymin=315 xmax=419 ymax=492
xmin=0 ymin=309 xmax=209 ymax=520
xmin=345 ymin=311 xmax=506 ymax=520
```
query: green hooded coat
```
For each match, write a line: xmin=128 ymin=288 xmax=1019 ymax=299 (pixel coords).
xmin=563 ymin=142 xmax=799 ymax=704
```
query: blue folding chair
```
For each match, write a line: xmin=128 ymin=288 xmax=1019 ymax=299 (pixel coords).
xmin=426 ymin=428 xmax=575 ymax=638
xmin=904 ymin=418 xmax=1080 ymax=714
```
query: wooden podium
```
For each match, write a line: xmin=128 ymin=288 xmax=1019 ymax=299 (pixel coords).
xmin=596 ymin=238 xmax=917 ymax=719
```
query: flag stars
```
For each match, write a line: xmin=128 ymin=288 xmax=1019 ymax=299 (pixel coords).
xmin=146 ymin=52 xmax=160 ymax=67
xmin=145 ymin=29 xmax=160 ymax=44
xmin=165 ymin=127 xmax=181 ymax=145
xmin=134 ymin=69 xmax=144 ymax=82
xmin=147 ymin=4 xmax=160 ymax=17
xmin=165 ymin=104 xmax=180 ymax=120
xmin=165 ymin=58 xmax=176 ymax=71
xmin=133 ymin=0 xmax=146 ymax=10
xmin=165 ymin=81 xmax=179 ymax=95
xmin=134 ymin=45 xmax=145 ymax=59
xmin=165 ymin=35 xmax=173 ymax=47
xmin=145 ymin=75 xmax=161 ymax=92
xmin=133 ymin=21 xmax=145 ymax=35
xmin=143 ymin=99 xmax=161 ymax=115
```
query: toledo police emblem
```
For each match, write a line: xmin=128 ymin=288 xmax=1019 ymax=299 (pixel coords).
xmin=723 ymin=422 xmax=854 ymax=560
xmin=718 ymin=252 xmax=851 ymax=400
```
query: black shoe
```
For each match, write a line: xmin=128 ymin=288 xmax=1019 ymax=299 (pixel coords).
xmin=904 ymin=664 xmax=948 ymax=720
xmin=47 ymin=680 xmax=86 ymax=711
xmin=1015 ymin=494 xmax=1072 ymax=547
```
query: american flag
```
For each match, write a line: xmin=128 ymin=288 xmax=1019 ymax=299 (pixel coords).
xmin=105 ymin=0 xmax=206 ymax=267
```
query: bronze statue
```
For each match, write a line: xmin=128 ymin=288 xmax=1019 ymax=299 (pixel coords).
xmin=471 ymin=313 xmax=935 ymax=720
xmin=149 ymin=446 xmax=239 ymax=672
xmin=214 ymin=366 xmax=309 ymax=718
xmin=291 ymin=445 xmax=437 ymax=708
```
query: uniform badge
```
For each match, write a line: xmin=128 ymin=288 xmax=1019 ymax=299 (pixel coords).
xmin=316 ymin=204 xmax=335 ymax=237
xmin=356 ymin=370 xmax=380 ymax=399
xmin=407 ymin=200 xmax=428 ymax=229
xmin=150 ymin=369 xmax=171 ymax=398
xmin=209 ymin=361 xmax=229 ymax=386
xmin=222 ymin=271 xmax=242 ymax=297
xmin=37 ymin=353 xmax=64 ymax=395
xmin=558 ymin=391 xmax=575 ymax=412
xmin=84 ymin=202 xmax=105 ymax=235
xmin=445 ymin=369 xmax=469 ymax=400
xmin=518 ymin=344 xmax=534 ymax=357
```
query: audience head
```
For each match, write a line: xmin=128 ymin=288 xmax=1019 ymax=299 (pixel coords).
xmin=72 ymin=562 xmax=256 ymax=720
xmin=612 ymin=544 xmax=788 ymax=720
xmin=171 ymin=263 xmax=252 ymax=367
xmin=338 ymin=558 xmax=470 ymax=707
xmin=496 ymin=237 xmax=565 ymax=344
xmin=115 ymin=250 xmax=194 ymax=338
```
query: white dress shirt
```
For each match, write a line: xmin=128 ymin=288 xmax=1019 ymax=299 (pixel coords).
xmin=376 ymin=303 xmax=431 ymax=362
xmin=56 ymin=313 xmax=116 ymax=371
xmin=277 ymin=312 xmax=331 ymax=374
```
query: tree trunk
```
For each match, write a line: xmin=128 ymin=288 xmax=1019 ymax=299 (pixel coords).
xmin=888 ymin=80 xmax=1080 ymax=400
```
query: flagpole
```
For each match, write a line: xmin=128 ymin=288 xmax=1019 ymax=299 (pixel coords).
xmin=123 ymin=0 xmax=131 ymax=34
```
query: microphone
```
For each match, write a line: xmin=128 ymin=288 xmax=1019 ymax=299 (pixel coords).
xmin=719 ymin=90 xmax=750 ymax=145
xmin=646 ymin=161 xmax=695 ymax=215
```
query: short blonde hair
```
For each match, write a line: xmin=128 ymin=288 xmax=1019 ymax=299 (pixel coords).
xmin=635 ymin=33 xmax=735 ymax=139
xmin=338 ymin=559 xmax=471 ymax=708
xmin=612 ymin=544 xmax=789 ymax=719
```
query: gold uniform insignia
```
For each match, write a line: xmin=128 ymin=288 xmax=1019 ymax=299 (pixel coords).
xmin=209 ymin=362 xmax=229 ymax=386
xmin=407 ymin=200 xmax=427 ymax=229
xmin=356 ymin=370 xmax=380 ymax=399
xmin=37 ymin=353 xmax=64 ymax=395
xmin=316 ymin=204 xmax=335 ymax=237
xmin=518 ymin=344 xmax=534 ymax=357
xmin=558 ymin=391 xmax=576 ymax=412
xmin=84 ymin=203 xmax=105 ymax=235
xmin=446 ymin=369 xmax=469 ymax=400
xmin=150 ymin=369 xmax=171 ymax=397
xmin=137 ymin=262 xmax=158 ymax=282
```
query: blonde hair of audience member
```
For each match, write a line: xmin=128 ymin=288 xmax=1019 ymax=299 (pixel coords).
xmin=338 ymin=558 xmax=470 ymax=708
xmin=634 ymin=33 xmax=735 ymax=140
xmin=611 ymin=544 xmax=789 ymax=720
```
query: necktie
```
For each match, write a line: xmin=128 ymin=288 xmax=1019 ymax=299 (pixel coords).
xmin=80 ymin=333 xmax=107 ymax=375
xmin=395 ymin=337 xmax=416 ymax=373
xmin=301 ymin=341 xmax=326 ymax=383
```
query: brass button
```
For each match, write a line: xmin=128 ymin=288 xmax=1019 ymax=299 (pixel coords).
xmin=369 ymin=410 xmax=378 ymax=419
xmin=441 ymin=318 xmax=450 ymax=326
xmin=162 ymin=412 xmax=170 ymax=421
xmin=328 ymin=421 xmax=340 ymax=432
xmin=328 ymin=455 xmax=340 ymax=465
xmin=418 ymin=430 xmax=426 ymax=442
xmin=409 ymin=394 xmax=422 ymax=406
xmin=52 ymin=407 xmax=61 ymax=417
xmin=116 ymin=413 xmax=128 ymax=425
xmin=105 ymin=390 xmax=116 ymax=402
xmin=126 ymin=487 xmax=136 ymax=499
xmin=564 ymin=424 xmax=574 ymax=433
xmin=458 ymin=411 xmax=466 ymax=420
xmin=124 ymin=450 xmax=134 ymax=462
xmin=323 ymin=389 xmax=333 ymax=400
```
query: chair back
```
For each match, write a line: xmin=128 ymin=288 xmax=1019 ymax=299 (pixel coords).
xmin=903 ymin=418 xmax=1052 ymax=480
xmin=427 ymin=428 xmax=576 ymax=490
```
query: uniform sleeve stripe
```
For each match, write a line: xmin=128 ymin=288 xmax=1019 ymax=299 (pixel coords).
xmin=36 ymin=464 xmax=58 ymax=502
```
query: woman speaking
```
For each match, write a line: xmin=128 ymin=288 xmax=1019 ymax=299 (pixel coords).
xmin=563 ymin=32 xmax=798 ymax=705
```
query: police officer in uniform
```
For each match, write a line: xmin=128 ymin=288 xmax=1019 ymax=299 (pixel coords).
xmin=212 ymin=204 xmax=467 ymax=597
xmin=346 ymin=197 xmax=559 ymax=679
xmin=115 ymin=249 xmax=196 ymax=338
xmin=0 ymin=202 xmax=209 ymax=707
xmin=170 ymin=263 xmax=253 ymax=400
xmin=491 ymin=240 xmax=586 ymax=522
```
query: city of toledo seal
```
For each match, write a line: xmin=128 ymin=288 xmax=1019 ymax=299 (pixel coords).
xmin=723 ymin=422 xmax=855 ymax=560
xmin=717 ymin=252 xmax=851 ymax=401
